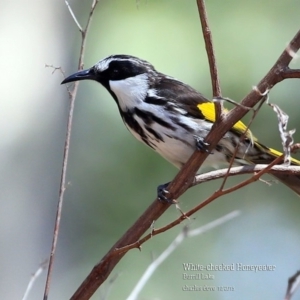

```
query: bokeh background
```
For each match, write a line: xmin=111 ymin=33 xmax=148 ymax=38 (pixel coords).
xmin=1 ymin=0 xmax=300 ymax=299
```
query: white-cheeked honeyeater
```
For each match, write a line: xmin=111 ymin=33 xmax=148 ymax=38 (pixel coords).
xmin=61 ymin=55 xmax=300 ymax=200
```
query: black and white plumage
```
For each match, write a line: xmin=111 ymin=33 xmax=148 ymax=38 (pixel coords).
xmin=61 ymin=54 xmax=300 ymax=196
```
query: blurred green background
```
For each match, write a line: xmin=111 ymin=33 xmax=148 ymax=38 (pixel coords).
xmin=1 ymin=0 xmax=300 ymax=299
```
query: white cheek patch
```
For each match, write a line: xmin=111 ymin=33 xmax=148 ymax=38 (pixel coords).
xmin=109 ymin=74 xmax=149 ymax=111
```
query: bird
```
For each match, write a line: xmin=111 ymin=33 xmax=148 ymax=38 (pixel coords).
xmin=61 ymin=54 xmax=300 ymax=200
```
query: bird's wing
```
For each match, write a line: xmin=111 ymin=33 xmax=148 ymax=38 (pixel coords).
xmin=154 ymin=75 xmax=255 ymax=140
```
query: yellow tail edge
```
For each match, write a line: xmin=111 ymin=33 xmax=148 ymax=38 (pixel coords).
xmin=268 ymin=147 xmax=300 ymax=166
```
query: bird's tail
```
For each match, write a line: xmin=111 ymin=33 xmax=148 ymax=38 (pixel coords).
xmin=249 ymin=142 xmax=300 ymax=195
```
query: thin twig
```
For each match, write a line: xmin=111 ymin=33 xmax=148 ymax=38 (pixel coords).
xmin=196 ymin=0 xmax=223 ymax=124
xmin=43 ymin=2 xmax=99 ymax=300
xmin=282 ymin=68 xmax=300 ymax=79
xmin=65 ymin=0 xmax=83 ymax=32
xmin=78 ymin=0 xmax=99 ymax=70
xmin=22 ymin=260 xmax=48 ymax=300
xmin=193 ymin=163 xmax=300 ymax=185
xmin=45 ymin=64 xmax=66 ymax=76
xmin=196 ymin=0 xmax=221 ymax=98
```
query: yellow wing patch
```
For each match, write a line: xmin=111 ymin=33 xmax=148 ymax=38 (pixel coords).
xmin=197 ymin=102 xmax=254 ymax=140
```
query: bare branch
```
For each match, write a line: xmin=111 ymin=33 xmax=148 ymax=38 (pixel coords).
xmin=193 ymin=164 xmax=300 ymax=185
xmin=78 ymin=0 xmax=99 ymax=70
xmin=282 ymin=68 xmax=300 ymax=79
xmin=45 ymin=64 xmax=65 ymax=76
xmin=196 ymin=0 xmax=221 ymax=98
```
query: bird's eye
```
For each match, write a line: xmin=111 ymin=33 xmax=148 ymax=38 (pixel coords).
xmin=109 ymin=68 xmax=120 ymax=79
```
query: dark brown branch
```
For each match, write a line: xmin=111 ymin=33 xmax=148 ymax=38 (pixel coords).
xmin=196 ymin=0 xmax=221 ymax=97
xmin=196 ymin=0 xmax=223 ymax=121
xmin=282 ymin=68 xmax=300 ymax=79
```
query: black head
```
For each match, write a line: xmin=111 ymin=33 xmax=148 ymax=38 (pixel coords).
xmin=61 ymin=54 xmax=156 ymax=90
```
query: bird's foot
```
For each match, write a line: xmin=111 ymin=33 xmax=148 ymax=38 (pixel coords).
xmin=157 ymin=182 xmax=176 ymax=204
xmin=194 ymin=135 xmax=211 ymax=153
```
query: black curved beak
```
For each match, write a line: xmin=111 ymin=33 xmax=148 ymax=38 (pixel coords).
xmin=61 ymin=68 xmax=95 ymax=84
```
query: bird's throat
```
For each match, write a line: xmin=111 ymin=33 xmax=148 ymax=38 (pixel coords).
xmin=109 ymin=74 xmax=149 ymax=111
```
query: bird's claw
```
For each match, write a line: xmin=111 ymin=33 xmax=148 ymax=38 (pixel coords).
xmin=157 ymin=182 xmax=176 ymax=204
xmin=194 ymin=136 xmax=211 ymax=153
